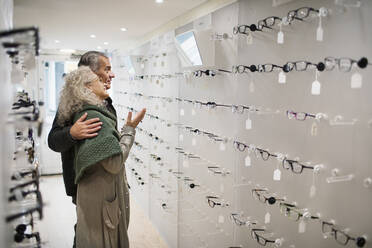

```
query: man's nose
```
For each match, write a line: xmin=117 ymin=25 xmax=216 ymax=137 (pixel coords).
xmin=110 ymin=72 xmax=115 ymax=78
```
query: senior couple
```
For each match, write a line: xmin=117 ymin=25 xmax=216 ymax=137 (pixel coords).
xmin=48 ymin=51 xmax=146 ymax=248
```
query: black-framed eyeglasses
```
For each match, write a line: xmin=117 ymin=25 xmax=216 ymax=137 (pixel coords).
xmin=233 ymin=141 xmax=249 ymax=152
xmin=252 ymin=189 xmax=284 ymax=205
xmin=255 ymin=148 xmax=276 ymax=161
xmin=203 ymin=101 xmax=231 ymax=109
xmin=287 ymin=7 xmax=319 ymax=23
xmin=250 ymin=228 xmax=276 ymax=246
xmin=232 ymin=65 xmax=257 ymax=73
xmin=283 ymin=61 xmax=317 ymax=72
xmin=324 ymin=57 xmax=370 ymax=72
xmin=193 ymin=69 xmax=216 ymax=77
xmin=233 ymin=25 xmax=252 ymax=35
xmin=287 ymin=110 xmax=316 ymax=121
xmin=321 ymin=221 xmax=366 ymax=247
xmin=282 ymin=158 xmax=314 ymax=174
xmin=206 ymin=196 xmax=228 ymax=208
xmin=8 ymin=189 xmax=39 ymax=202
xmin=6 ymin=196 xmax=43 ymax=223
xmin=257 ymin=16 xmax=282 ymax=30
xmin=279 ymin=202 xmax=319 ymax=221
xmin=9 ymin=179 xmax=39 ymax=193
xmin=258 ymin=63 xmax=283 ymax=73
xmin=231 ymin=105 xmax=251 ymax=114
xmin=14 ymin=231 xmax=41 ymax=245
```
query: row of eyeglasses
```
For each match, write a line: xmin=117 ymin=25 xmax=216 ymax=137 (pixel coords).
xmin=233 ymin=6 xmax=328 ymax=35
xmin=128 ymin=57 xmax=370 ymax=81
xmin=116 ymin=92 xmax=361 ymax=126
xmin=5 ymin=87 xmax=44 ymax=246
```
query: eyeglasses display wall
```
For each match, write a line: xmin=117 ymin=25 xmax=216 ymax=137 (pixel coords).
xmin=112 ymin=0 xmax=372 ymax=247
xmin=0 ymin=25 xmax=45 ymax=247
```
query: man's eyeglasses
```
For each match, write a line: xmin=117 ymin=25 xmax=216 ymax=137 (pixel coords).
xmin=252 ymin=189 xmax=284 ymax=205
xmin=286 ymin=110 xmax=316 ymax=121
xmin=233 ymin=141 xmax=249 ymax=152
xmin=232 ymin=65 xmax=257 ymax=73
xmin=193 ymin=69 xmax=217 ymax=77
xmin=282 ymin=158 xmax=314 ymax=174
xmin=283 ymin=61 xmax=319 ymax=72
xmin=321 ymin=221 xmax=366 ymax=247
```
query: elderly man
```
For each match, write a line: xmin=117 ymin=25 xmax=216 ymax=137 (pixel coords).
xmin=48 ymin=51 xmax=145 ymax=247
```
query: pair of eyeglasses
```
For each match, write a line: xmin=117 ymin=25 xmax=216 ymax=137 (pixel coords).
xmin=258 ymin=63 xmax=284 ymax=73
xmin=287 ymin=7 xmax=319 ymax=23
xmin=324 ymin=57 xmax=370 ymax=72
xmin=232 ymin=65 xmax=257 ymax=73
xmin=233 ymin=141 xmax=250 ymax=152
xmin=6 ymin=199 xmax=43 ymax=223
xmin=233 ymin=25 xmax=255 ymax=35
xmin=255 ymin=148 xmax=277 ymax=161
xmin=193 ymin=69 xmax=216 ymax=77
xmin=287 ymin=110 xmax=316 ymax=121
xmin=11 ymin=168 xmax=39 ymax=181
xmin=282 ymin=158 xmax=314 ymax=174
xmin=230 ymin=213 xmax=257 ymax=227
xmin=207 ymin=166 xmax=230 ymax=176
xmin=206 ymin=196 xmax=228 ymax=208
xmin=283 ymin=61 xmax=319 ymax=72
xmin=8 ymin=189 xmax=39 ymax=202
xmin=257 ymin=16 xmax=282 ymax=30
xmin=251 ymin=228 xmax=276 ymax=246
xmin=231 ymin=104 xmax=252 ymax=114
xmin=279 ymin=202 xmax=319 ymax=221
xmin=321 ymin=221 xmax=366 ymax=247
xmin=203 ymin=101 xmax=231 ymax=109
xmin=14 ymin=231 xmax=41 ymax=245
xmin=252 ymin=189 xmax=284 ymax=205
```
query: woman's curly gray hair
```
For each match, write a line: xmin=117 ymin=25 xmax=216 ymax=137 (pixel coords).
xmin=57 ymin=66 xmax=103 ymax=126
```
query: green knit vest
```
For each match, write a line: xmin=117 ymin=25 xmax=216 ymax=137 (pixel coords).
xmin=72 ymin=105 xmax=122 ymax=184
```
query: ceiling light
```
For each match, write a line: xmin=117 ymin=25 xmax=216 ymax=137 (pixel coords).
xmin=55 ymin=40 xmax=60 ymax=43
xmin=120 ymin=27 xmax=127 ymax=32
xmin=90 ymin=34 xmax=96 ymax=38
xmin=60 ymin=49 xmax=76 ymax=53
xmin=97 ymin=46 xmax=102 ymax=49
xmin=103 ymin=42 xmax=109 ymax=45
xmin=155 ymin=0 xmax=164 ymax=3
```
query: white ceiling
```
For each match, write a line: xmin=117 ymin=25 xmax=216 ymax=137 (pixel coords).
xmin=13 ymin=0 xmax=208 ymax=52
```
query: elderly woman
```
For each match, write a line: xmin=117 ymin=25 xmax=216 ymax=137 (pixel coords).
xmin=57 ymin=66 xmax=145 ymax=248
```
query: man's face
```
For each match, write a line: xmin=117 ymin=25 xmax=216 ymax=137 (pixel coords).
xmin=96 ymin=56 xmax=115 ymax=90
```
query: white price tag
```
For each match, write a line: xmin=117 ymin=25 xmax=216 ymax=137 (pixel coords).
xmin=299 ymin=220 xmax=307 ymax=233
xmin=191 ymin=108 xmax=196 ymax=116
xmin=309 ymin=185 xmax=316 ymax=198
xmin=351 ymin=72 xmax=362 ymax=89
xmin=180 ymin=109 xmax=185 ymax=116
xmin=246 ymin=34 xmax=253 ymax=45
xmin=141 ymin=63 xmax=145 ymax=69
xmin=278 ymin=71 xmax=286 ymax=84
xmin=192 ymin=138 xmax=197 ymax=146
xmin=220 ymin=184 xmax=225 ymax=193
xmin=277 ymin=31 xmax=284 ymax=44
xmin=219 ymin=143 xmax=226 ymax=151
xmin=179 ymin=134 xmax=184 ymax=141
xmin=311 ymin=80 xmax=321 ymax=95
xmin=249 ymin=81 xmax=255 ymax=93
xmin=273 ymin=169 xmax=281 ymax=181
xmin=246 ymin=118 xmax=252 ymax=130
xmin=316 ymin=27 xmax=323 ymax=42
xmin=183 ymin=160 xmax=189 ymax=168
xmin=245 ymin=155 xmax=252 ymax=167
xmin=218 ymin=215 xmax=225 ymax=223
xmin=311 ymin=122 xmax=318 ymax=137
xmin=265 ymin=212 xmax=271 ymax=224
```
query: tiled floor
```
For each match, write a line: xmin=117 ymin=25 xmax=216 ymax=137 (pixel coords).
xmin=37 ymin=175 xmax=168 ymax=248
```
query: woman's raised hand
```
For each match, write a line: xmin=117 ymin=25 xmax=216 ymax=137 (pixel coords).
xmin=126 ymin=108 xmax=146 ymax=128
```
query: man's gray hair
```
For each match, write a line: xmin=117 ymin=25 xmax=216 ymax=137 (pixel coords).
xmin=78 ymin=51 xmax=107 ymax=72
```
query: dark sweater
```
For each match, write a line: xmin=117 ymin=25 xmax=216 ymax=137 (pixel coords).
xmin=47 ymin=97 xmax=116 ymax=200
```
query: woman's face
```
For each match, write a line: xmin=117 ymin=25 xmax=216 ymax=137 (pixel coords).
xmin=87 ymin=77 xmax=109 ymax=100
